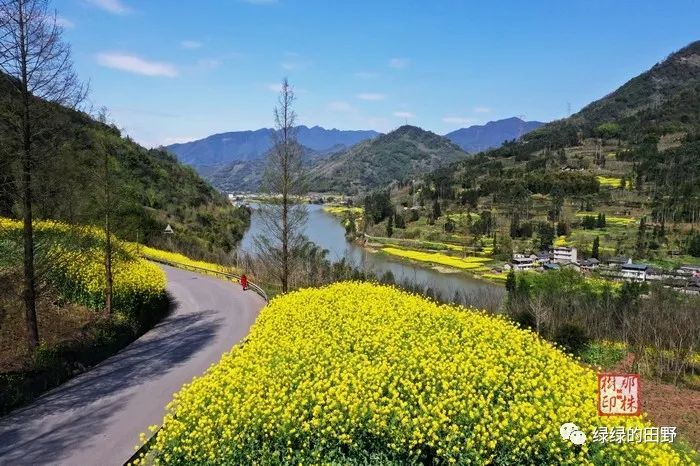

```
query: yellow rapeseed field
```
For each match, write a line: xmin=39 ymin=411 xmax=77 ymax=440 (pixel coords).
xmin=575 ymin=212 xmax=636 ymax=226
xmin=135 ymin=244 xmax=238 ymax=276
xmin=596 ymin=176 xmax=623 ymax=188
xmin=147 ymin=282 xmax=689 ymax=465
xmin=381 ymin=247 xmax=490 ymax=270
xmin=1 ymin=218 xmax=167 ymax=318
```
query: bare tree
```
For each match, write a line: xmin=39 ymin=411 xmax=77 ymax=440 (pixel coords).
xmin=254 ymin=78 xmax=307 ymax=292
xmin=0 ymin=0 xmax=86 ymax=351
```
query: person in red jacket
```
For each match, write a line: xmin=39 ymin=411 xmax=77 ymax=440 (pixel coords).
xmin=240 ymin=274 xmax=248 ymax=291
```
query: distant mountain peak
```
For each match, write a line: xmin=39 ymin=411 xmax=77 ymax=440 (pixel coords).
xmin=308 ymin=124 xmax=468 ymax=195
xmin=444 ymin=117 xmax=545 ymax=153
xmin=166 ymin=125 xmax=380 ymax=191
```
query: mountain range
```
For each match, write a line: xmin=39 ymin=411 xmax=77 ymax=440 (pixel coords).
xmin=167 ymin=126 xmax=380 ymax=171
xmin=444 ymin=117 xmax=544 ymax=153
xmin=166 ymin=118 xmax=544 ymax=193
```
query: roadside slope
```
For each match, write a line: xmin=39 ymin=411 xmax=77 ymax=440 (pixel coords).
xmin=0 ymin=265 xmax=265 ymax=466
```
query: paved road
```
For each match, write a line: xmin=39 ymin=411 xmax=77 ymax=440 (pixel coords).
xmin=0 ymin=265 xmax=265 ymax=466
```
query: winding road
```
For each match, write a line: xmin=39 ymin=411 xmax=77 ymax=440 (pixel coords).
xmin=0 ymin=265 xmax=265 ymax=466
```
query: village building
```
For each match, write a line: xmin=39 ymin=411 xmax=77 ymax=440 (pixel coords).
xmin=535 ymin=251 xmax=551 ymax=264
xmin=606 ymin=256 xmax=629 ymax=267
xmin=553 ymin=246 xmax=577 ymax=264
xmin=620 ymin=261 xmax=651 ymax=281
xmin=679 ymin=264 xmax=700 ymax=277
xmin=511 ymin=256 xmax=536 ymax=271
xmin=579 ymin=258 xmax=600 ymax=271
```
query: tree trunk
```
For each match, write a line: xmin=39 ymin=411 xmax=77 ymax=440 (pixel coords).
xmin=22 ymin=143 xmax=38 ymax=351
xmin=282 ymin=191 xmax=289 ymax=292
xmin=20 ymin=5 xmax=39 ymax=352
xmin=104 ymin=214 xmax=113 ymax=316
xmin=104 ymin=149 xmax=113 ymax=315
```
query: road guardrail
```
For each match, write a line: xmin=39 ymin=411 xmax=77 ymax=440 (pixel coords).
xmin=143 ymin=255 xmax=269 ymax=302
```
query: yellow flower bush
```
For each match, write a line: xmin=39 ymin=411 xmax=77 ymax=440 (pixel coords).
xmin=134 ymin=244 xmax=239 ymax=276
xmin=149 ymin=283 xmax=689 ymax=464
xmin=381 ymin=246 xmax=490 ymax=271
xmin=1 ymin=218 xmax=167 ymax=320
xmin=322 ymin=206 xmax=364 ymax=217
xmin=596 ymin=176 xmax=623 ymax=188
xmin=481 ymin=272 xmax=508 ymax=282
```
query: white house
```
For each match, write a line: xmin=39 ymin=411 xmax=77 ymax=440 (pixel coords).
xmin=511 ymin=256 xmax=536 ymax=271
xmin=553 ymin=246 xmax=577 ymax=264
xmin=621 ymin=261 xmax=650 ymax=282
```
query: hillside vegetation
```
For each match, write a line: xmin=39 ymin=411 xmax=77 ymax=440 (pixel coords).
xmin=146 ymin=282 xmax=689 ymax=465
xmin=0 ymin=75 xmax=249 ymax=260
xmin=170 ymin=119 xmax=548 ymax=194
xmin=0 ymin=218 xmax=169 ymax=413
xmin=373 ymin=40 xmax=700 ymax=268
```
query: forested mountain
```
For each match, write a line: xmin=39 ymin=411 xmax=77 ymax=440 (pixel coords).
xmin=573 ymin=40 xmax=700 ymax=134
xmin=308 ymin=125 xmax=469 ymax=195
xmin=207 ymin=144 xmax=327 ymax=193
xmin=167 ymin=125 xmax=379 ymax=171
xmin=170 ymin=119 xmax=545 ymax=194
xmin=492 ymin=40 xmax=700 ymax=159
xmin=445 ymin=117 xmax=544 ymax=152
xmin=0 ymin=75 xmax=249 ymax=259
xmin=407 ymin=40 xmax=700 ymax=260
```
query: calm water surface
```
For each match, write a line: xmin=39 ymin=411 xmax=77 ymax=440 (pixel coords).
xmin=240 ymin=203 xmax=503 ymax=302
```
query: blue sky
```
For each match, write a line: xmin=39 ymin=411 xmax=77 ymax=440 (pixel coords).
xmin=58 ymin=0 xmax=700 ymax=147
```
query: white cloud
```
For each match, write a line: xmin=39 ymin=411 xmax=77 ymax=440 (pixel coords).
xmin=393 ymin=111 xmax=415 ymax=118
xmin=181 ymin=40 xmax=203 ymax=50
xmin=87 ymin=0 xmax=131 ymax=15
xmin=266 ymin=83 xmax=283 ymax=92
xmin=442 ymin=116 xmax=476 ymax=125
xmin=56 ymin=16 xmax=75 ymax=28
xmin=389 ymin=57 xmax=410 ymax=69
xmin=97 ymin=52 xmax=178 ymax=77
xmin=356 ymin=93 xmax=386 ymax=101
xmin=474 ymin=106 xmax=491 ymax=113
xmin=328 ymin=101 xmax=355 ymax=113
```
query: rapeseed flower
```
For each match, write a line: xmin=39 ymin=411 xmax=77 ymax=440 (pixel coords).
xmin=148 ymin=282 xmax=691 ymax=465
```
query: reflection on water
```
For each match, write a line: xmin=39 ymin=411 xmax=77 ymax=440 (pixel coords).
xmin=240 ymin=203 xmax=503 ymax=305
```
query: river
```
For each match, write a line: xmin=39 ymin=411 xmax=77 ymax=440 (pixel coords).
xmin=240 ymin=204 xmax=504 ymax=307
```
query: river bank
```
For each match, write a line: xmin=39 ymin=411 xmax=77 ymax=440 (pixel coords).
xmin=320 ymin=204 xmax=509 ymax=285
xmin=240 ymin=203 xmax=505 ymax=307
